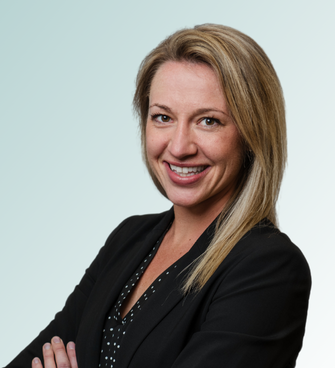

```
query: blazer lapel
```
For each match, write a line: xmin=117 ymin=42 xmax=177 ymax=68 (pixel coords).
xmin=78 ymin=208 xmax=175 ymax=368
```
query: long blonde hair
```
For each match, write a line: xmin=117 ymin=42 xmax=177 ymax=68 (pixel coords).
xmin=133 ymin=24 xmax=287 ymax=293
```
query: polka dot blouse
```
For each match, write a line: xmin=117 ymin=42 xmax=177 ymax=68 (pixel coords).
xmin=99 ymin=225 xmax=177 ymax=368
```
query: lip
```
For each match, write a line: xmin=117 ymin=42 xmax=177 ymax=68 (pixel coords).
xmin=164 ymin=161 xmax=210 ymax=185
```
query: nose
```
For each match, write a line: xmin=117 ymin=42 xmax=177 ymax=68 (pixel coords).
xmin=168 ymin=121 xmax=197 ymax=159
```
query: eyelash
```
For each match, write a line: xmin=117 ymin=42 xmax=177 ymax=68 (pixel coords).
xmin=199 ymin=117 xmax=221 ymax=126
xmin=150 ymin=114 xmax=221 ymax=126
xmin=151 ymin=114 xmax=172 ymax=123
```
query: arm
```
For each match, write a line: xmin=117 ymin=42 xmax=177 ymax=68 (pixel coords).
xmin=172 ymin=241 xmax=311 ymax=368
xmin=5 ymin=217 xmax=131 ymax=368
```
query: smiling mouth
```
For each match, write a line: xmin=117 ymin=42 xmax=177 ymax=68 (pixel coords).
xmin=169 ymin=164 xmax=208 ymax=177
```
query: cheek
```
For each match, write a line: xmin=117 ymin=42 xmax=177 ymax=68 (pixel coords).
xmin=145 ymin=126 xmax=164 ymax=168
xmin=145 ymin=124 xmax=169 ymax=161
xmin=209 ymin=133 xmax=244 ymax=172
xmin=145 ymin=132 xmax=157 ymax=163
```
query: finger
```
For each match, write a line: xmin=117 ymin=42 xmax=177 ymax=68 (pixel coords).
xmin=32 ymin=357 xmax=43 ymax=368
xmin=66 ymin=342 xmax=78 ymax=368
xmin=42 ymin=342 xmax=56 ymax=368
xmin=51 ymin=336 xmax=72 ymax=368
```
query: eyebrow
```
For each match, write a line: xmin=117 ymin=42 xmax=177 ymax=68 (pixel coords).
xmin=149 ymin=104 xmax=229 ymax=117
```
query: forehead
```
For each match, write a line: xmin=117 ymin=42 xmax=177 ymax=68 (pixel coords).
xmin=149 ymin=61 xmax=227 ymax=112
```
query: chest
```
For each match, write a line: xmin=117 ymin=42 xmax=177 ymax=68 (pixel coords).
xmin=120 ymin=239 xmax=192 ymax=318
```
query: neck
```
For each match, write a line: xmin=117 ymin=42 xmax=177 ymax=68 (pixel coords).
xmin=167 ymin=200 xmax=224 ymax=251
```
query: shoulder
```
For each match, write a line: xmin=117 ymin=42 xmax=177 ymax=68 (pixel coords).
xmin=104 ymin=207 xmax=174 ymax=245
xmin=87 ymin=208 xmax=174 ymax=274
xmin=239 ymin=220 xmax=308 ymax=262
xmin=220 ymin=219 xmax=311 ymax=287
xmin=81 ymin=209 xmax=173 ymax=285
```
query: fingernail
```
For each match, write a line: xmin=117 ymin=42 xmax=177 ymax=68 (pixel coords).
xmin=68 ymin=342 xmax=75 ymax=350
xmin=33 ymin=358 xmax=40 ymax=364
xmin=44 ymin=343 xmax=51 ymax=350
xmin=53 ymin=336 xmax=61 ymax=343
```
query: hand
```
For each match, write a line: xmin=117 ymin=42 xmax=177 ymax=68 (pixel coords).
xmin=32 ymin=336 xmax=78 ymax=368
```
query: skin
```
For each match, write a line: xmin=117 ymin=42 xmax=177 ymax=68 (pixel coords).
xmin=32 ymin=337 xmax=78 ymax=368
xmin=32 ymin=61 xmax=244 ymax=367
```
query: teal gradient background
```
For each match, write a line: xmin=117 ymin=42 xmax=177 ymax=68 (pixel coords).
xmin=1 ymin=1 xmax=334 ymax=366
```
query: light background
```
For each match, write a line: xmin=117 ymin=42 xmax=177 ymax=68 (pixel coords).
xmin=1 ymin=0 xmax=334 ymax=366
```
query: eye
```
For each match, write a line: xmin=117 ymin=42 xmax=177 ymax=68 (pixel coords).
xmin=199 ymin=118 xmax=220 ymax=126
xmin=152 ymin=114 xmax=172 ymax=123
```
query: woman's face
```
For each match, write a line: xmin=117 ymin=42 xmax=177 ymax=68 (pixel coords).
xmin=146 ymin=61 xmax=244 ymax=212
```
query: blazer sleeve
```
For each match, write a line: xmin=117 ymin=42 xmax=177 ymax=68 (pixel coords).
xmin=171 ymin=239 xmax=311 ymax=368
xmin=4 ymin=217 xmax=131 ymax=368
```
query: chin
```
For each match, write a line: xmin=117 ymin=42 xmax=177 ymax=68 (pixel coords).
xmin=166 ymin=190 xmax=209 ymax=209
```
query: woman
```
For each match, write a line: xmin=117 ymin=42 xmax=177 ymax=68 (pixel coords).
xmin=6 ymin=24 xmax=311 ymax=368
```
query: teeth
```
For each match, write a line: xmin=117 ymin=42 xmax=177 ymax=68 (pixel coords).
xmin=170 ymin=164 xmax=206 ymax=176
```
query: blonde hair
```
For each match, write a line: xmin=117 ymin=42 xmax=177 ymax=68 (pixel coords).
xmin=133 ymin=24 xmax=287 ymax=293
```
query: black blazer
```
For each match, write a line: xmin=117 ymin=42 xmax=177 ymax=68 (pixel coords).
xmin=6 ymin=208 xmax=311 ymax=368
